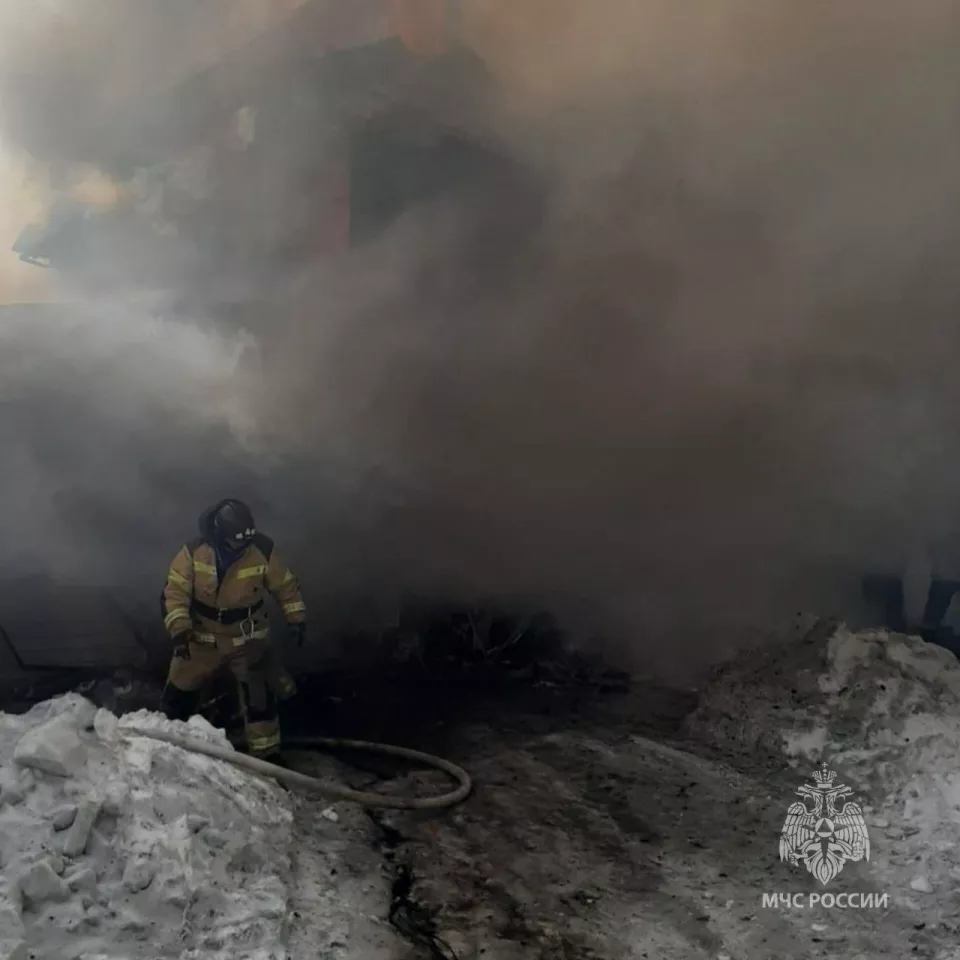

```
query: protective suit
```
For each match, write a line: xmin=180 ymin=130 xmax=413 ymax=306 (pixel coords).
xmin=160 ymin=499 xmax=306 ymax=758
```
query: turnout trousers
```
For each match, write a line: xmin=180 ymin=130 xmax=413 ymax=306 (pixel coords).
xmin=162 ymin=633 xmax=293 ymax=758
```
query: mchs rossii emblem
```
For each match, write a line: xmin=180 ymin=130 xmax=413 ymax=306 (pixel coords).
xmin=779 ymin=763 xmax=870 ymax=885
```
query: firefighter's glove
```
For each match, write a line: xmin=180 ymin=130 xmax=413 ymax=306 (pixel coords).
xmin=288 ymin=622 xmax=307 ymax=649
xmin=172 ymin=636 xmax=192 ymax=660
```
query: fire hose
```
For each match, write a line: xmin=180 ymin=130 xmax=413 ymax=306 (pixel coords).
xmin=126 ymin=728 xmax=473 ymax=810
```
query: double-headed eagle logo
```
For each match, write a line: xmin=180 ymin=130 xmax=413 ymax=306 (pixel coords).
xmin=779 ymin=763 xmax=870 ymax=885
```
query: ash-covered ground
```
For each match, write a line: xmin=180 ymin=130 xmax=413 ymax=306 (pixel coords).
xmin=1 ymin=624 xmax=955 ymax=959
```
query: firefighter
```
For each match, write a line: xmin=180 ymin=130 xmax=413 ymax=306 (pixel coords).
xmin=160 ymin=498 xmax=306 ymax=759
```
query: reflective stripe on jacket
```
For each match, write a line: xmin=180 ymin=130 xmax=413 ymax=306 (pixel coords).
xmin=162 ymin=532 xmax=306 ymax=640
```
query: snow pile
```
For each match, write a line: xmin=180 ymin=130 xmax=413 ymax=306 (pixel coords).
xmin=688 ymin=624 xmax=960 ymax=899
xmin=0 ymin=694 xmax=293 ymax=960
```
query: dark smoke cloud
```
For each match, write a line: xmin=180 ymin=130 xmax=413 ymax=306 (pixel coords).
xmin=2 ymin=0 xmax=960 ymax=677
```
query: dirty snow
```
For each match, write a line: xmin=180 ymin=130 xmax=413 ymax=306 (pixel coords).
xmin=687 ymin=624 xmax=960 ymax=956
xmin=0 ymin=694 xmax=293 ymax=960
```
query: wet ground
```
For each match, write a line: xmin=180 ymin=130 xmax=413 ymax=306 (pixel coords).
xmin=0 ymin=637 xmax=943 ymax=958
xmin=277 ymin=652 xmax=941 ymax=960
xmin=282 ymin=668 xmax=707 ymax=960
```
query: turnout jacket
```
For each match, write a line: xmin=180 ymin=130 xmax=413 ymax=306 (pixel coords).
xmin=162 ymin=533 xmax=306 ymax=644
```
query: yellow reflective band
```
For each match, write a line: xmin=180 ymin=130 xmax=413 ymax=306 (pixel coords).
xmin=282 ymin=601 xmax=306 ymax=615
xmin=236 ymin=565 xmax=267 ymax=580
xmin=167 ymin=570 xmax=189 ymax=588
xmin=248 ymin=732 xmax=281 ymax=754
xmin=164 ymin=608 xmax=190 ymax=629
xmin=282 ymin=570 xmax=295 ymax=584
xmin=232 ymin=628 xmax=270 ymax=647
xmin=193 ymin=560 xmax=216 ymax=576
xmin=193 ymin=633 xmax=217 ymax=644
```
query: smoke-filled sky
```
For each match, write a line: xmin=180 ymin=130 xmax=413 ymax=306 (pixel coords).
xmin=1 ymin=0 xmax=960 ymax=675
